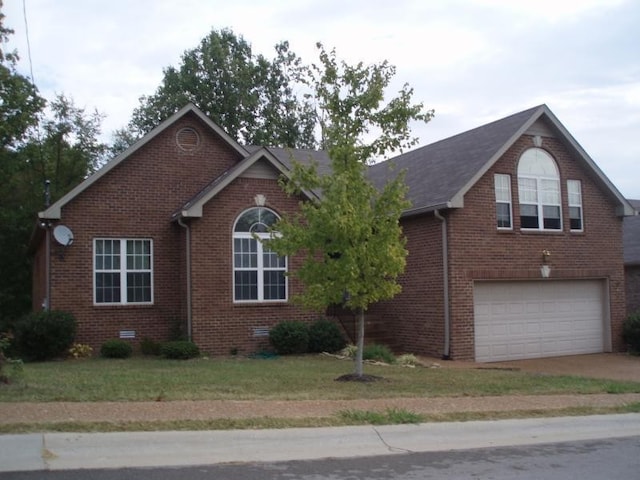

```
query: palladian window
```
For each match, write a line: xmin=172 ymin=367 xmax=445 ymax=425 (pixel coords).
xmin=517 ymin=148 xmax=562 ymax=230
xmin=233 ymin=207 xmax=287 ymax=302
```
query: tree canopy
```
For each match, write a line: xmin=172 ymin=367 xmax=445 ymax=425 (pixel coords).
xmin=126 ymin=29 xmax=316 ymax=149
xmin=268 ymin=44 xmax=434 ymax=376
xmin=0 ymin=6 xmax=107 ymax=326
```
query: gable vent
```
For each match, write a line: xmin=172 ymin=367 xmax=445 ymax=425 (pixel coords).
xmin=176 ymin=127 xmax=201 ymax=151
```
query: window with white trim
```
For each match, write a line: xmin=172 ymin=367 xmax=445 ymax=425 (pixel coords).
xmin=494 ymin=174 xmax=512 ymax=229
xmin=567 ymin=179 xmax=583 ymax=231
xmin=517 ymin=148 xmax=562 ymax=230
xmin=94 ymin=239 xmax=153 ymax=304
xmin=233 ymin=207 xmax=287 ymax=302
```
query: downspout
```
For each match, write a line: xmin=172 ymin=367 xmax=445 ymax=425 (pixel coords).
xmin=177 ymin=218 xmax=192 ymax=341
xmin=42 ymin=180 xmax=52 ymax=311
xmin=434 ymin=209 xmax=450 ymax=360
xmin=41 ymin=221 xmax=51 ymax=311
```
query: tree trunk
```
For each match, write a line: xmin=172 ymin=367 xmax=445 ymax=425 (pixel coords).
xmin=354 ymin=307 xmax=365 ymax=377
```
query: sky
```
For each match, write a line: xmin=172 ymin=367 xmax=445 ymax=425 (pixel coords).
xmin=3 ymin=0 xmax=640 ymax=198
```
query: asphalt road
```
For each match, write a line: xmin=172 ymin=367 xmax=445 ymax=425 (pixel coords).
xmin=1 ymin=435 xmax=638 ymax=480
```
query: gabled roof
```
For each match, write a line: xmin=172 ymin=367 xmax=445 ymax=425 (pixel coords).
xmin=174 ymin=147 xmax=330 ymax=219
xmin=38 ymin=103 xmax=249 ymax=220
xmin=624 ymin=199 xmax=640 ymax=266
xmin=369 ymin=104 xmax=635 ymax=217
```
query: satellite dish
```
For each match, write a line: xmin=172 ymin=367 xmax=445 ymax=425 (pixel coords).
xmin=53 ymin=225 xmax=74 ymax=246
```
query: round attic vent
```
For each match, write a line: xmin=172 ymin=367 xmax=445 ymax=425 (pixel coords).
xmin=176 ymin=127 xmax=201 ymax=151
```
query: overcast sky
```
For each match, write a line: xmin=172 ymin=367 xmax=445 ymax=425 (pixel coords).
xmin=3 ymin=0 xmax=639 ymax=198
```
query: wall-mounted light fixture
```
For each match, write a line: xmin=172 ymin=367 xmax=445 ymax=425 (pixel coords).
xmin=541 ymin=249 xmax=551 ymax=278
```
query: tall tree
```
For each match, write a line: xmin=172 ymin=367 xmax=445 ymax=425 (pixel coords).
xmin=0 ymin=5 xmax=107 ymax=325
xmin=0 ymin=3 xmax=45 ymax=325
xmin=127 ymin=29 xmax=316 ymax=149
xmin=268 ymin=44 xmax=433 ymax=378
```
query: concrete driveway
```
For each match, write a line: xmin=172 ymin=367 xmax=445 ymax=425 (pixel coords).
xmin=486 ymin=353 xmax=640 ymax=382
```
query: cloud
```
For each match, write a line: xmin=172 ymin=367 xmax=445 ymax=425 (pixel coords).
xmin=3 ymin=0 xmax=639 ymax=197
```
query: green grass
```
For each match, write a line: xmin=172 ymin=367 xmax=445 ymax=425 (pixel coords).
xmin=1 ymin=403 xmax=639 ymax=434
xmin=1 ymin=355 xmax=639 ymax=402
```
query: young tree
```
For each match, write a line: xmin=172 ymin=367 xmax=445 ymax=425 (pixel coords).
xmin=268 ymin=44 xmax=434 ymax=377
xmin=127 ymin=29 xmax=316 ymax=149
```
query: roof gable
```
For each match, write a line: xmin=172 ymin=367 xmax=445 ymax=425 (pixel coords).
xmin=175 ymin=147 xmax=331 ymax=219
xmin=370 ymin=105 xmax=635 ymax=217
xmin=39 ymin=104 xmax=249 ymax=220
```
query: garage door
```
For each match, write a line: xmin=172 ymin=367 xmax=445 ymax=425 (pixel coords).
xmin=474 ymin=280 xmax=606 ymax=362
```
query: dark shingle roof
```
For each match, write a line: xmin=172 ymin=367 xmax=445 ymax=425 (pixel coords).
xmin=368 ymin=106 xmax=543 ymax=213
xmin=624 ymin=199 xmax=640 ymax=265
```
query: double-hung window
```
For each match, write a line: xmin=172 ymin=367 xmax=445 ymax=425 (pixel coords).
xmin=517 ymin=148 xmax=562 ymax=231
xmin=494 ymin=174 xmax=512 ymax=229
xmin=233 ymin=207 xmax=287 ymax=302
xmin=94 ymin=239 xmax=153 ymax=304
xmin=567 ymin=180 xmax=583 ymax=231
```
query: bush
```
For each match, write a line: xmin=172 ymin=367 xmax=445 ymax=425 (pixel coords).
xmin=68 ymin=343 xmax=93 ymax=359
xmin=161 ymin=340 xmax=200 ymax=359
xmin=308 ymin=318 xmax=346 ymax=353
xmin=140 ymin=337 xmax=162 ymax=356
xmin=363 ymin=344 xmax=396 ymax=364
xmin=622 ymin=311 xmax=640 ymax=353
xmin=14 ymin=310 xmax=77 ymax=361
xmin=100 ymin=339 xmax=133 ymax=359
xmin=269 ymin=321 xmax=309 ymax=355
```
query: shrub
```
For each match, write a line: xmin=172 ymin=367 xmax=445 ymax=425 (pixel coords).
xmin=100 ymin=339 xmax=133 ymax=359
xmin=622 ymin=311 xmax=640 ymax=353
xmin=269 ymin=321 xmax=309 ymax=355
xmin=340 ymin=344 xmax=357 ymax=358
xmin=140 ymin=337 xmax=162 ymax=356
xmin=397 ymin=353 xmax=419 ymax=367
xmin=14 ymin=310 xmax=77 ymax=361
xmin=68 ymin=343 xmax=93 ymax=359
xmin=363 ymin=344 xmax=396 ymax=364
xmin=161 ymin=340 xmax=200 ymax=359
xmin=308 ymin=318 xmax=347 ymax=353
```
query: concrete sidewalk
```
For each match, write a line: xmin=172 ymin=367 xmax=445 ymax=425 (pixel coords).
xmin=2 ymin=413 xmax=640 ymax=472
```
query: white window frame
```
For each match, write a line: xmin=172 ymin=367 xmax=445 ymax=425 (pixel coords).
xmin=517 ymin=148 xmax=562 ymax=231
xmin=93 ymin=238 xmax=154 ymax=305
xmin=567 ymin=179 xmax=584 ymax=232
xmin=494 ymin=174 xmax=513 ymax=230
xmin=233 ymin=208 xmax=288 ymax=303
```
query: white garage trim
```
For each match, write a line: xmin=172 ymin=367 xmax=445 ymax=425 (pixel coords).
xmin=474 ymin=280 xmax=611 ymax=362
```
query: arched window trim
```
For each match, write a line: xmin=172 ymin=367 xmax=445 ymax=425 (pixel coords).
xmin=517 ymin=148 xmax=562 ymax=231
xmin=232 ymin=207 xmax=288 ymax=303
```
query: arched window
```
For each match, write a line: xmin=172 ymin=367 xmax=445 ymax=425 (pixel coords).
xmin=517 ymin=148 xmax=562 ymax=230
xmin=233 ymin=207 xmax=287 ymax=302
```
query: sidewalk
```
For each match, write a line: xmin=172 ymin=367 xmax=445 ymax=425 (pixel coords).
xmin=2 ymin=413 xmax=640 ymax=472
xmin=3 ymin=393 xmax=640 ymax=425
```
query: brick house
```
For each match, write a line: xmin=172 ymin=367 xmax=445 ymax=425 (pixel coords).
xmin=31 ymin=103 xmax=635 ymax=361
xmin=624 ymin=199 xmax=640 ymax=317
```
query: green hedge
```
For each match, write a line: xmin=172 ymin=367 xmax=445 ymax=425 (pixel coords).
xmin=14 ymin=310 xmax=77 ymax=361
xmin=100 ymin=339 xmax=133 ymax=359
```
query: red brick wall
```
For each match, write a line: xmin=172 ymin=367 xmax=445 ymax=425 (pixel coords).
xmin=38 ymin=112 xmax=249 ymax=351
xmin=369 ymin=215 xmax=446 ymax=357
xmin=189 ymin=177 xmax=321 ymax=356
xmin=446 ymin=134 xmax=626 ymax=359
xmin=372 ymin=134 xmax=626 ymax=361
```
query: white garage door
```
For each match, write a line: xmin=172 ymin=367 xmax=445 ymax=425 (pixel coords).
xmin=474 ymin=280 xmax=606 ymax=362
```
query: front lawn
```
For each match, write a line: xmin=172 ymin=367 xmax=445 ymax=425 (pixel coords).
xmin=1 ymin=355 xmax=639 ymax=402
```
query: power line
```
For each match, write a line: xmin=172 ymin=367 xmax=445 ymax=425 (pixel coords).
xmin=22 ymin=0 xmax=35 ymax=84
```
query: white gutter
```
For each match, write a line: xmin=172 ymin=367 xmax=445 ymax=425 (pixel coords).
xmin=434 ymin=209 xmax=450 ymax=359
xmin=177 ymin=218 xmax=192 ymax=341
